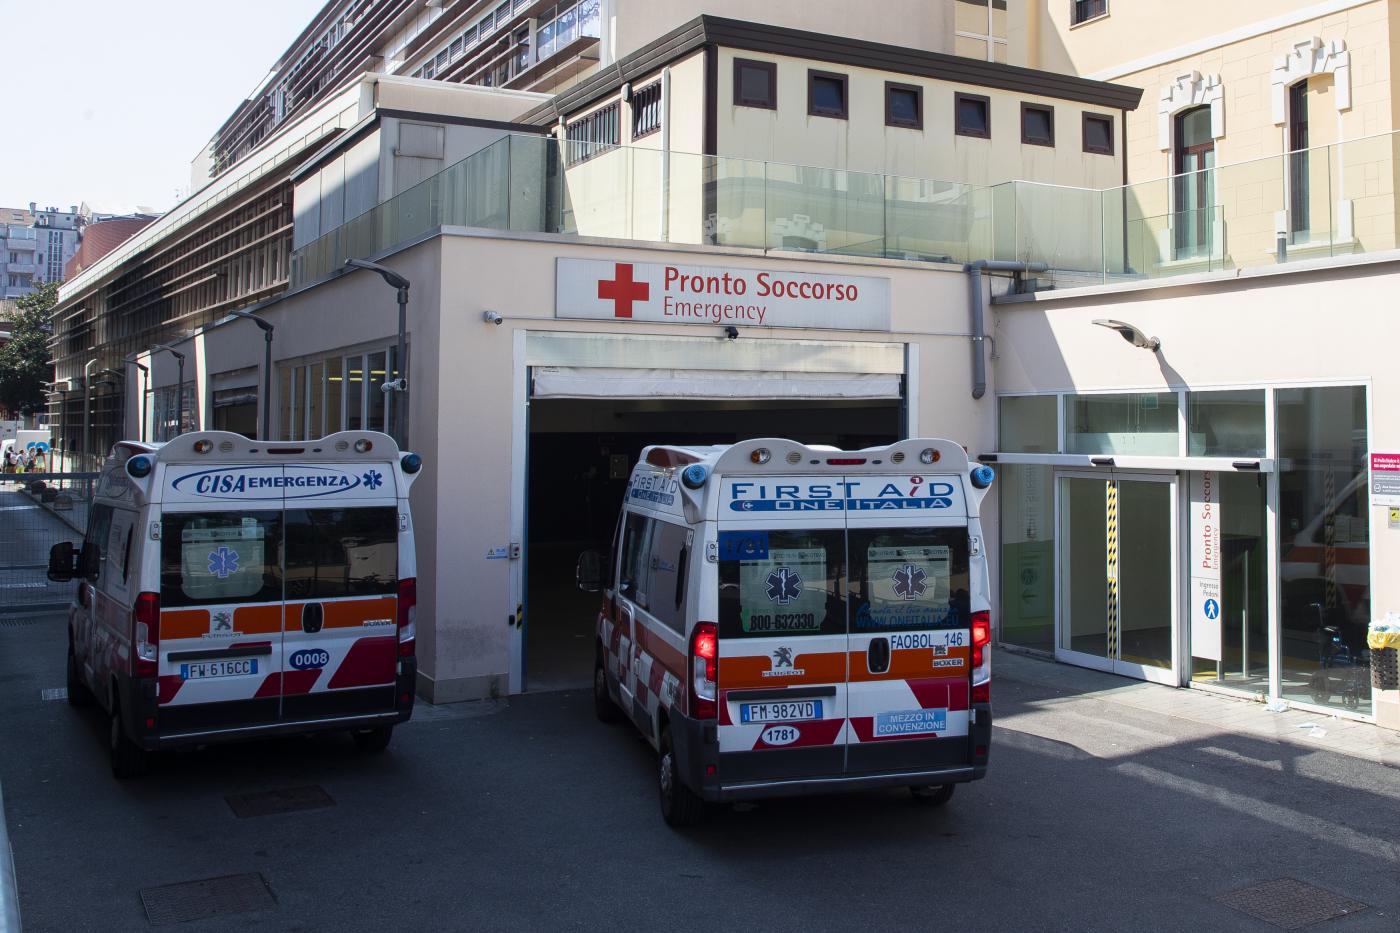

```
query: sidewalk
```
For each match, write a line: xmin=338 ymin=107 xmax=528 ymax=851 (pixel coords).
xmin=996 ymin=649 xmax=1400 ymax=768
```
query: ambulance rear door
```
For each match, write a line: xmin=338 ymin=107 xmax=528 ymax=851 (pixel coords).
xmin=280 ymin=461 xmax=401 ymax=720
xmin=843 ymin=473 xmax=974 ymax=775
xmin=715 ymin=477 xmax=848 ymax=783
xmin=157 ymin=465 xmax=289 ymax=731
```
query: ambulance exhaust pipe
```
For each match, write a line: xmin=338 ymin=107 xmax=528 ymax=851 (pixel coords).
xmin=963 ymin=261 xmax=1047 ymax=400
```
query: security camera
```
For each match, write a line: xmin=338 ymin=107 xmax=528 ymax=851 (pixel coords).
xmin=482 ymin=311 xmax=504 ymax=326
xmin=1092 ymin=319 xmax=1160 ymax=352
xmin=724 ymin=325 xmax=739 ymax=340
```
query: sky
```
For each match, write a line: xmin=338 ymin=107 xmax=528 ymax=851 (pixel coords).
xmin=1 ymin=0 xmax=329 ymax=215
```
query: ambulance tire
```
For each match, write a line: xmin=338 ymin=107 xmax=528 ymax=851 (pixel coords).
xmin=66 ymin=641 xmax=93 ymax=707
xmin=658 ymin=726 xmax=704 ymax=827
xmin=594 ymin=652 xmax=622 ymax=723
xmin=108 ymin=696 xmax=150 ymax=779
xmin=909 ymin=783 xmax=955 ymax=807
xmin=352 ymin=726 xmax=393 ymax=753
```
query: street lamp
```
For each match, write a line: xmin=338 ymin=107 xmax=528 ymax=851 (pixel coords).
xmin=122 ymin=354 xmax=149 ymax=442
xmin=226 ymin=310 xmax=275 ymax=440
xmin=342 ymin=258 xmax=409 ymax=446
xmin=150 ymin=344 xmax=187 ymax=438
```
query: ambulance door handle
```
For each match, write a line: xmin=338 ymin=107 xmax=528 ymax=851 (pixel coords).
xmin=867 ymin=637 xmax=891 ymax=675
xmin=301 ymin=602 xmax=324 ymax=634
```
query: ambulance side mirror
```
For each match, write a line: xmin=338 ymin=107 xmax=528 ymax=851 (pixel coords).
xmin=576 ymin=550 xmax=603 ymax=593
xmin=47 ymin=542 xmax=77 ymax=583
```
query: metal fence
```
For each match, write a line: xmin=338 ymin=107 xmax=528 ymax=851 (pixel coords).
xmin=0 ymin=472 xmax=98 ymax=613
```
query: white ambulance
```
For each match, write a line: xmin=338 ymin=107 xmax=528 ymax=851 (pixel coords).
xmin=48 ymin=430 xmax=421 ymax=777
xmin=578 ymin=438 xmax=994 ymax=826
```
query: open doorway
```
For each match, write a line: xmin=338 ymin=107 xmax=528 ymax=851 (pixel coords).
xmin=523 ymin=397 xmax=901 ymax=690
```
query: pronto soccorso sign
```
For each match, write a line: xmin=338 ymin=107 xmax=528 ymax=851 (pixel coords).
xmin=556 ymin=258 xmax=891 ymax=331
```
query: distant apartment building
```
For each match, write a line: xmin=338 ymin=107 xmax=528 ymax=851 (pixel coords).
xmin=0 ymin=203 xmax=81 ymax=299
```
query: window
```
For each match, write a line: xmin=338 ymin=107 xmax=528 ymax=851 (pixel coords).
xmin=733 ymin=58 xmax=776 ymax=110
xmin=83 ymin=504 xmax=114 ymax=583
xmin=280 ymin=344 xmax=406 ymax=441
xmin=565 ymin=101 xmax=619 ymax=164
xmin=808 ymin=70 xmax=848 ymax=119
xmin=617 ymin=513 xmax=652 ymax=607
xmin=1021 ymin=103 xmax=1054 ymax=146
xmin=284 ymin=507 xmax=399 ymax=599
xmin=955 ymin=93 xmax=991 ymax=138
xmin=717 ymin=528 xmax=846 ymax=639
xmin=161 ymin=512 xmax=282 ymax=607
xmin=1064 ymin=392 xmax=1179 ymax=456
xmin=954 ymin=0 xmax=1008 ymax=62
xmin=885 ymin=82 xmax=922 ymax=129
xmin=1071 ymin=0 xmax=1108 ymax=25
xmin=631 ymin=81 xmax=662 ymax=139
xmin=848 ymin=528 xmax=971 ymax=632
xmin=644 ymin=519 xmax=690 ymax=633
xmin=1083 ymin=112 xmax=1114 ymax=154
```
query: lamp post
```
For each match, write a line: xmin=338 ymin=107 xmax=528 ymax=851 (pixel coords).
xmin=122 ymin=354 xmax=149 ymax=442
xmin=82 ymin=358 xmax=97 ymax=471
xmin=97 ymin=368 xmax=125 ymax=453
xmin=342 ymin=258 xmax=409 ymax=446
xmin=150 ymin=344 xmax=187 ymax=438
xmin=226 ymin=310 xmax=275 ymax=440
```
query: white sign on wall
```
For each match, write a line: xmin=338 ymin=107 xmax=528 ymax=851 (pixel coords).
xmin=555 ymin=259 xmax=891 ymax=331
xmin=1190 ymin=471 xmax=1223 ymax=663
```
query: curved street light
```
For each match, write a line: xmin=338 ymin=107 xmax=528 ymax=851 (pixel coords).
xmin=342 ymin=258 xmax=409 ymax=446
xmin=149 ymin=344 xmax=187 ymax=438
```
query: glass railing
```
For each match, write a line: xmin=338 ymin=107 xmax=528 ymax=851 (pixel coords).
xmin=291 ymin=135 xmax=991 ymax=286
xmin=291 ymin=129 xmax=1400 ymax=290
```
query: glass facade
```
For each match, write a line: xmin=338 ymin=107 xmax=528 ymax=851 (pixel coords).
xmin=1188 ymin=389 xmax=1265 ymax=457
xmin=280 ymin=344 xmax=406 ymax=442
xmin=1064 ymin=392 xmax=1179 ymax=455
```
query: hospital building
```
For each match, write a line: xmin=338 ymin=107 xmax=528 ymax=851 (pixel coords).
xmin=49 ymin=0 xmax=1400 ymax=727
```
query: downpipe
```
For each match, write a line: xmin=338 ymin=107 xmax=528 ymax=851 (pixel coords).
xmin=964 ymin=260 xmax=1048 ymax=399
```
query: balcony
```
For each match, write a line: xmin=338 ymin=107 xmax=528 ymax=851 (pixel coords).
xmin=290 ymin=129 xmax=1400 ymax=291
xmin=4 ymin=260 xmax=37 ymax=276
xmin=4 ymin=235 xmax=36 ymax=250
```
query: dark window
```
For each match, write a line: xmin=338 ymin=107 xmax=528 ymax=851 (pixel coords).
xmin=284 ymin=507 xmax=399 ymax=600
xmin=955 ymin=93 xmax=991 ymax=138
xmin=885 ymin=82 xmax=922 ymax=129
xmin=631 ymin=81 xmax=662 ymax=139
xmin=160 ymin=512 xmax=283 ymax=608
xmin=1083 ymin=112 xmax=1114 ymax=154
xmin=717 ymin=529 xmax=847 ymax=640
xmin=848 ymin=527 xmax=972 ymax=632
xmin=565 ymin=101 xmax=620 ymax=164
xmin=617 ymin=513 xmax=652 ymax=607
xmin=1021 ymin=103 xmax=1054 ymax=146
xmin=1071 ymin=0 xmax=1108 ymax=24
xmin=808 ymin=70 xmax=848 ymax=119
xmin=733 ymin=58 xmax=777 ymax=109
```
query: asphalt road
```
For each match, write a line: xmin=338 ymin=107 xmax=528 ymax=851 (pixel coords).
xmin=3 ymin=612 xmax=1398 ymax=932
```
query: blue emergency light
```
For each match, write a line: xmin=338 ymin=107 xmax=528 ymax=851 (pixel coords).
xmin=970 ymin=465 xmax=995 ymax=489
xmin=126 ymin=455 xmax=153 ymax=478
xmin=681 ymin=464 xmax=708 ymax=489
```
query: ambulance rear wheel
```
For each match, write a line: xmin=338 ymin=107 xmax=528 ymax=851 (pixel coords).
xmin=108 ymin=698 xmax=150 ymax=779
xmin=594 ymin=653 xmax=622 ymax=724
xmin=66 ymin=641 xmax=93 ymax=707
xmin=910 ymin=783 xmax=955 ymax=807
xmin=659 ymin=727 xmax=704 ymax=827
xmin=352 ymin=726 xmax=393 ymax=753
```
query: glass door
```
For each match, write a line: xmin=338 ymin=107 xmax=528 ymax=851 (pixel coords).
xmin=1057 ymin=472 xmax=1179 ymax=685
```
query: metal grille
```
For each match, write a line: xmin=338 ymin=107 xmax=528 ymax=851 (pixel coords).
xmin=0 ymin=472 xmax=97 ymax=612
xmin=139 ymin=873 xmax=276 ymax=925
xmin=225 ymin=785 xmax=336 ymax=818
xmin=1216 ymin=879 xmax=1367 ymax=930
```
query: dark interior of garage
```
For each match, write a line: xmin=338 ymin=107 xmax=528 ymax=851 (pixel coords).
xmin=524 ymin=396 xmax=902 ymax=690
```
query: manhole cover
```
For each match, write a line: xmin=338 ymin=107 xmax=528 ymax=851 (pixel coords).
xmin=1216 ymin=878 xmax=1367 ymax=929
xmin=139 ymin=872 xmax=275 ymax=925
xmin=40 ymin=687 xmax=67 ymax=701
xmin=226 ymin=784 xmax=335 ymax=818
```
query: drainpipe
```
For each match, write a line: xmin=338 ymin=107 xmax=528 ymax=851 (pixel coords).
xmin=660 ymin=66 xmax=671 ymax=242
xmin=964 ymin=260 xmax=1048 ymax=400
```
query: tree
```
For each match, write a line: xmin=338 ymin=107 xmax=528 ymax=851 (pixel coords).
xmin=0 ymin=280 xmax=58 ymax=418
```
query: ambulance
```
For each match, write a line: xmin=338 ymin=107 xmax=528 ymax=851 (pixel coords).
xmin=48 ymin=431 xmax=421 ymax=777
xmin=578 ymin=438 xmax=994 ymax=826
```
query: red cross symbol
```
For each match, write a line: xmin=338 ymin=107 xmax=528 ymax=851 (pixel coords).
xmin=597 ymin=262 xmax=650 ymax=318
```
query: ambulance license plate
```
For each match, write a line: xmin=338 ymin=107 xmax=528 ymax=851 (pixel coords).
xmin=740 ymin=700 xmax=821 ymax=723
xmin=180 ymin=659 xmax=257 ymax=680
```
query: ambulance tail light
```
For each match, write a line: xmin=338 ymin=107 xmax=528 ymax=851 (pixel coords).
xmin=132 ymin=592 xmax=160 ymax=678
xmin=397 ymin=578 xmax=417 ymax=657
xmin=970 ymin=609 xmax=991 ymax=701
xmin=690 ymin=622 xmax=718 ymax=719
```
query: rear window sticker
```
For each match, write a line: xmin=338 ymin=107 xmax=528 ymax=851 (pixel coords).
xmin=739 ymin=546 xmax=826 ymax=634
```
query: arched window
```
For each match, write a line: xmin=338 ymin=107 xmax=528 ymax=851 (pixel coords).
xmin=1174 ymin=106 xmax=1215 ymax=259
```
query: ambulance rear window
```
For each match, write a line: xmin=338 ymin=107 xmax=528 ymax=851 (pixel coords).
xmin=284 ymin=507 xmax=398 ymax=599
xmin=161 ymin=512 xmax=282 ymax=607
xmin=717 ymin=529 xmax=846 ymax=639
xmin=848 ymin=527 xmax=970 ymax=631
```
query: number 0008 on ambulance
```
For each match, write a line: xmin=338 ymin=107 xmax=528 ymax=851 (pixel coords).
xmin=577 ymin=438 xmax=994 ymax=826
xmin=48 ymin=431 xmax=421 ymax=778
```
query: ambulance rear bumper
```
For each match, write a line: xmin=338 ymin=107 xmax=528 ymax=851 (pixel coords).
xmin=714 ymin=765 xmax=983 ymax=802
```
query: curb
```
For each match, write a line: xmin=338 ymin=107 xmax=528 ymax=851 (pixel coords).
xmin=0 ymin=781 xmax=20 ymax=933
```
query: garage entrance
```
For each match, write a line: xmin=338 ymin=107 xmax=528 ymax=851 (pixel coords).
xmin=524 ymin=396 xmax=902 ymax=690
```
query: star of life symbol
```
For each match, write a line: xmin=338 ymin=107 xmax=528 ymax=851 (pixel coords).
xmin=772 ymin=646 xmax=795 ymax=668
xmin=766 ymin=567 xmax=802 ymax=605
xmin=362 ymin=470 xmax=384 ymax=490
xmin=891 ymin=563 xmax=927 ymax=600
xmin=207 ymin=546 xmax=239 ymax=580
